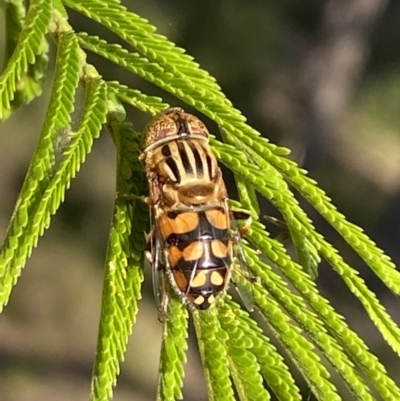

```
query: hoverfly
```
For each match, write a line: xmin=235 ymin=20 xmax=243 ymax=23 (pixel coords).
xmin=141 ymin=108 xmax=253 ymax=318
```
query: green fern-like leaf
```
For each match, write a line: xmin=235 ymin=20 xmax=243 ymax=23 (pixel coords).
xmin=218 ymin=299 xmax=271 ymax=401
xmin=221 ymin=299 xmax=302 ymax=400
xmin=0 ymin=58 xmax=106 ymax=309
xmin=157 ymin=298 xmax=188 ymax=401
xmin=244 ymin=246 xmax=374 ymax=400
xmin=0 ymin=0 xmax=51 ymax=120
xmin=4 ymin=0 xmax=27 ymax=62
xmin=1 ymin=2 xmax=400 ymax=401
xmin=0 ymin=31 xmax=81 ymax=309
xmin=91 ymin=103 xmax=148 ymax=401
xmin=193 ymin=308 xmax=236 ymax=401
xmin=249 ymin=221 xmax=400 ymax=400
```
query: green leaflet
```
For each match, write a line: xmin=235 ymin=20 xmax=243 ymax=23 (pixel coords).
xmin=0 ymin=0 xmax=51 ymax=120
xmin=0 ymin=32 xmax=81 ymax=310
xmin=221 ymin=299 xmax=302 ymax=400
xmin=106 ymin=81 xmax=167 ymax=116
xmin=251 ymin=284 xmax=340 ymax=401
xmin=4 ymin=0 xmax=27 ymax=62
xmin=218 ymin=299 xmax=271 ymax=401
xmin=91 ymin=109 xmax=148 ymax=401
xmin=219 ymin=127 xmax=260 ymax=218
xmin=222 ymin=126 xmax=320 ymax=285
xmin=1 ymin=77 xmax=106 ymax=308
xmin=212 ymin=139 xmax=400 ymax=360
xmin=157 ymin=298 xmax=188 ymax=401
xmin=266 ymin=148 xmax=400 ymax=295
xmin=193 ymin=308 xmax=236 ymax=401
xmin=318 ymin=238 xmax=400 ymax=358
xmin=244 ymin=247 xmax=373 ymax=400
xmin=248 ymin=221 xmax=400 ymax=400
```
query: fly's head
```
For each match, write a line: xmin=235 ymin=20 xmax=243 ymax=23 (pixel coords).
xmin=141 ymin=107 xmax=210 ymax=156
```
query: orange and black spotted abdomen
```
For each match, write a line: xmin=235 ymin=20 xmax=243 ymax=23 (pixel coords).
xmin=158 ymin=206 xmax=232 ymax=309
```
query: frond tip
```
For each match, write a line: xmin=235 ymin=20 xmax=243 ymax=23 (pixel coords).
xmin=0 ymin=0 xmax=51 ymax=120
xmin=157 ymin=298 xmax=189 ymax=401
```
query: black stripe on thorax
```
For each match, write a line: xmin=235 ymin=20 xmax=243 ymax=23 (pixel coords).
xmin=205 ymin=153 xmax=214 ymax=180
xmin=177 ymin=140 xmax=194 ymax=176
xmin=188 ymin=141 xmax=204 ymax=177
xmin=161 ymin=144 xmax=180 ymax=182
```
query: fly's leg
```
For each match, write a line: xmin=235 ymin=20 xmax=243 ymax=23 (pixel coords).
xmin=229 ymin=210 xmax=258 ymax=312
xmin=157 ymin=277 xmax=169 ymax=323
xmin=231 ymin=210 xmax=258 ymax=283
xmin=232 ymin=210 xmax=253 ymax=237
xmin=116 ymin=192 xmax=148 ymax=204
xmin=262 ymin=215 xmax=290 ymax=242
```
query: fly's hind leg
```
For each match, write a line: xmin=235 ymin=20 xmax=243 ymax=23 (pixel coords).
xmin=157 ymin=277 xmax=170 ymax=323
xmin=262 ymin=215 xmax=290 ymax=242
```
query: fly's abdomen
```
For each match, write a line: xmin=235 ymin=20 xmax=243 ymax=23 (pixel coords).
xmin=168 ymin=239 xmax=231 ymax=309
xmin=158 ymin=206 xmax=232 ymax=309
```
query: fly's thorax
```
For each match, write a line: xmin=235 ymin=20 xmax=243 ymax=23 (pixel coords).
xmin=154 ymin=138 xmax=226 ymax=205
xmin=141 ymin=108 xmax=224 ymax=207
xmin=152 ymin=138 xmax=217 ymax=182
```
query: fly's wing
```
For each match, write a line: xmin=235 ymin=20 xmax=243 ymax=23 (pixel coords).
xmin=146 ymin=206 xmax=169 ymax=319
xmin=150 ymin=228 xmax=166 ymax=308
xmin=230 ymin=212 xmax=256 ymax=312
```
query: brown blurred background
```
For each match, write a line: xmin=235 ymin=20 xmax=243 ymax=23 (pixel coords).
xmin=1 ymin=0 xmax=400 ymax=400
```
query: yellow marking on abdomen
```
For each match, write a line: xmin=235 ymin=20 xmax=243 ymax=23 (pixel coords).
xmin=205 ymin=209 xmax=229 ymax=229
xmin=194 ymin=295 xmax=205 ymax=305
xmin=211 ymin=239 xmax=228 ymax=258
xmin=190 ymin=271 xmax=208 ymax=288
xmin=182 ymin=241 xmax=204 ymax=261
xmin=210 ymin=271 xmax=224 ymax=286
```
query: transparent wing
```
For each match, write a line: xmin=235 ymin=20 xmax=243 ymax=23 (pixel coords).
xmin=147 ymin=206 xmax=169 ymax=321
xmin=230 ymin=212 xmax=256 ymax=312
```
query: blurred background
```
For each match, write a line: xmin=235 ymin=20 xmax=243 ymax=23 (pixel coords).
xmin=1 ymin=0 xmax=400 ymax=400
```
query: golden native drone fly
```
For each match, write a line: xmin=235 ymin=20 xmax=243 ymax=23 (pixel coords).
xmin=140 ymin=108 xmax=253 ymax=318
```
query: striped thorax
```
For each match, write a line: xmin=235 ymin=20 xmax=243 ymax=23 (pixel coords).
xmin=142 ymin=108 xmax=226 ymax=208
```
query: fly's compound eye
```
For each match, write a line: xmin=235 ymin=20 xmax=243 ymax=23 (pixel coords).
xmin=184 ymin=113 xmax=210 ymax=139
xmin=142 ymin=111 xmax=180 ymax=150
xmin=141 ymin=108 xmax=211 ymax=151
